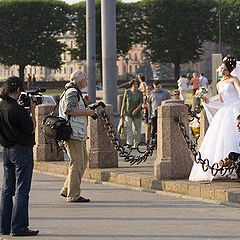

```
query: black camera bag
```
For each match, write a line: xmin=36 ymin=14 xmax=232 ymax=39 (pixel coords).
xmin=42 ymin=115 xmax=72 ymax=141
xmin=42 ymin=87 xmax=84 ymax=143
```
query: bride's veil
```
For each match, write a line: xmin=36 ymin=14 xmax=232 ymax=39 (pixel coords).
xmin=202 ymin=61 xmax=240 ymax=124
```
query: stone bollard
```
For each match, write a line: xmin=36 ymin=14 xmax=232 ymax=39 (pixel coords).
xmin=154 ymin=99 xmax=193 ymax=179
xmin=117 ymin=94 xmax=124 ymax=114
xmin=198 ymin=108 xmax=209 ymax=148
xmin=87 ymin=104 xmax=118 ymax=168
xmin=33 ymin=104 xmax=64 ymax=161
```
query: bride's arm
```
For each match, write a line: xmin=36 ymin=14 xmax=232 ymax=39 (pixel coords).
xmin=219 ymin=94 xmax=223 ymax=102
xmin=216 ymin=82 xmax=223 ymax=102
xmin=233 ymin=77 xmax=240 ymax=97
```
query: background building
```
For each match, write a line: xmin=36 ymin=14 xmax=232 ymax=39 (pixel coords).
xmin=0 ymin=31 xmax=219 ymax=83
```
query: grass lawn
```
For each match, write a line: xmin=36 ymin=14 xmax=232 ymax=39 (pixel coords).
xmin=42 ymin=89 xmax=64 ymax=96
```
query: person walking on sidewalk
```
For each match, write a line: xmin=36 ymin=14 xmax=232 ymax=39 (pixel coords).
xmin=148 ymin=80 xmax=171 ymax=141
xmin=59 ymin=69 xmax=95 ymax=203
xmin=120 ymin=79 xmax=143 ymax=147
xmin=0 ymin=76 xmax=39 ymax=236
xmin=142 ymin=84 xmax=153 ymax=144
xmin=189 ymin=72 xmax=200 ymax=95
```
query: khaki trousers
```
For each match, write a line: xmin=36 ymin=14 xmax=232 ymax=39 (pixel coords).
xmin=124 ymin=116 xmax=142 ymax=147
xmin=61 ymin=139 xmax=88 ymax=202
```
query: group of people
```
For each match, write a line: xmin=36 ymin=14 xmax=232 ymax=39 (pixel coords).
xmin=0 ymin=54 xmax=240 ymax=237
xmin=177 ymin=72 xmax=209 ymax=101
xmin=26 ymin=74 xmax=36 ymax=89
xmin=120 ymin=73 xmax=171 ymax=146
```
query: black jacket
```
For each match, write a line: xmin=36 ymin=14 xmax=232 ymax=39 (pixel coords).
xmin=0 ymin=96 xmax=35 ymax=147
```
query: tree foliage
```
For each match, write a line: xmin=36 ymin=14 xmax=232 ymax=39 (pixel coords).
xmin=220 ymin=0 xmax=240 ymax=59
xmin=0 ymin=0 xmax=72 ymax=80
xmin=139 ymin=0 xmax=217 ymax=80
xmin=71 ymin=0 xmax=140 ymax=63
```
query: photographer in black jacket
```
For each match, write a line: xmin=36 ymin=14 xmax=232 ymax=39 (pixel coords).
xmin=0 ymin=76 xmax=39 ymax=236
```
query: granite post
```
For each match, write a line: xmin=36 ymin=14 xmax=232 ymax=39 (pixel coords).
xmin=33 ymin=104 xmax=64 ymax=161
xmin=154 ymin=99 xmax=193 ymax=179
xmin=87 ymin=104 xmax=118 ymax=168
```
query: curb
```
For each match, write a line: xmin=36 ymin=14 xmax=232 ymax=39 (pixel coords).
xmin=34 ymin=161 xmax=240 ymax=205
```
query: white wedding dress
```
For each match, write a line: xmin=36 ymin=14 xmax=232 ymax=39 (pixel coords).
xmin=189 ymin=81 xmax=240 ymax=181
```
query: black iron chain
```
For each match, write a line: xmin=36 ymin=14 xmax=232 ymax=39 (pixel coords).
xmin=175 ymin=116 xmax=240 ymax=176
xmin=100 ymin=111 xmax=157 ymax=165
xmin=188 ymin=104 xmax=203 ymax=123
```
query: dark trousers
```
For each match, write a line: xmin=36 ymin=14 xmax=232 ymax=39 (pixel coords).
xmin=0 ymin=145 xmax=33 ymax=234
xmin=151 ymin=117 xmax=158 ymax=140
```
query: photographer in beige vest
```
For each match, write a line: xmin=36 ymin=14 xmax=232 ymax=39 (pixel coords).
xmin=59 ymin=69 xmax=95 ymax=203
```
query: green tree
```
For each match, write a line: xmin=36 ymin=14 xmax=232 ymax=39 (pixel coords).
xmin=139 ymin=0 xmax=217 ymax=80
xmin=0 ymin=0 xmax=72 ymax=81
xmin=219 ymin=0 xmax=240 ymax=58
xmin=71 ymin=0 xmax=140 ymax=80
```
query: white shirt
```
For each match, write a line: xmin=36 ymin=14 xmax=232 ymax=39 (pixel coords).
xmin=177 ymin=77 xmax=188 ymax=91
xmin=199 ymin=76 xmax=208 ymax=88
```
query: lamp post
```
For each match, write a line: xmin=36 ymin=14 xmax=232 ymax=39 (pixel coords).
xmin=125 ymin=57 xmax=129 ymax=82
xmin=218 ymin=0 xmax=222 ymax=53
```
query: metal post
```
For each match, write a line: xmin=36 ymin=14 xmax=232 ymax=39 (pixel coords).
xmin=218 ymin=0 xmax=222 ymax=54
xmin=101 ymin=0 xmax=117 ymax=118
xmin=86 ymin=0 xmax=96 ymax=103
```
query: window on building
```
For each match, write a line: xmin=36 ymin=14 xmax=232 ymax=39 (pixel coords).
xmin=70 ymin=67 xmax=73 ymax=73
xmin=116 ymin=66 xmax=119 ymax=74
xmin=40 ymin=67 xmax=43 ymax=74
xmin=123 ymin=65 xmax=126 ymax=73
xmin=129 ymin=65 xmax=132 ymax=74
xmin=135 ymin=65 xmax=137 ymax=73
xmin=64 ymin=67 xmax=66 ymax=74
xmin=129 ymin=53 xmax=132 ymax=60
xmin=135 ymin=53 xmax=138 ymax=61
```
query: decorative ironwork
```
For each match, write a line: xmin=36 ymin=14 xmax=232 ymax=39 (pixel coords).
xmin=175 ymin=116 xmax=240 ymax=176
xmin=100 ymin=111 xmax=157 ymax=165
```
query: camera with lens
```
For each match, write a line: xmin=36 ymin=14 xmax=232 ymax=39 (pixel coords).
xmin=89 ymin=101 xmax=106 ymax=120
xmin=19 ymin=88 xmax=46 ymax=108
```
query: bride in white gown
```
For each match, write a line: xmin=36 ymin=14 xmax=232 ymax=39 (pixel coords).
xmin=189 ymin=55 xmax=240 ymax=181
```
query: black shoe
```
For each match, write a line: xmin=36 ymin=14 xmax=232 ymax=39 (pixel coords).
xmin=60 ymin=193 xmax=67 ymax=198
xmin=12 ymin=229 xmax=39 ymax=236
xmin=73 ymin=196 xmax=90 ymax=202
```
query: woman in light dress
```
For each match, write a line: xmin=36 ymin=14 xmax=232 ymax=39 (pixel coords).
xmin=189 ymin=55 xmax=240 ymax=181
xmin=177 ymin=74 xmax=189 ymax=102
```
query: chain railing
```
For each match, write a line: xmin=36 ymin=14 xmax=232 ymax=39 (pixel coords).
xmin=187 ymin=103 xmax=203 ymax=123
xmin=100 ymin=111 xmax=157 ymax=165
xmin=175 ymin=116 xmax=240 ymax=176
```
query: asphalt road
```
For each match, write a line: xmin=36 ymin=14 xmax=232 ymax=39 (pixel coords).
xmin=0 ymin=153 xmax=240 ymax=240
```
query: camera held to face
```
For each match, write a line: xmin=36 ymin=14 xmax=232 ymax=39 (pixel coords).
xmin=19 ymin=88 xmax=46 ymax=108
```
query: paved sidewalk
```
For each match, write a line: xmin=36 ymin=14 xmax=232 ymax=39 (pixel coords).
xmin=3 ymin=159 xmax=240 ymax=240
xmin=34 ymin=153 xmax=240 ymax=207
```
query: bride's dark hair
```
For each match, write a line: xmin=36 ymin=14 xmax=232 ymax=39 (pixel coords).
xmin=223 ymin=54 xmax=237 ymax=73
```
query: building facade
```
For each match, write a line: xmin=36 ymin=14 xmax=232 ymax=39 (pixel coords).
xmin=0 ymin=30 xmax=219 ymax=82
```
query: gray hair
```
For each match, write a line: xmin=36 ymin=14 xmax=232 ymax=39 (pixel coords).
xmin=70 ymin=69 xmax=86 ymax=84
